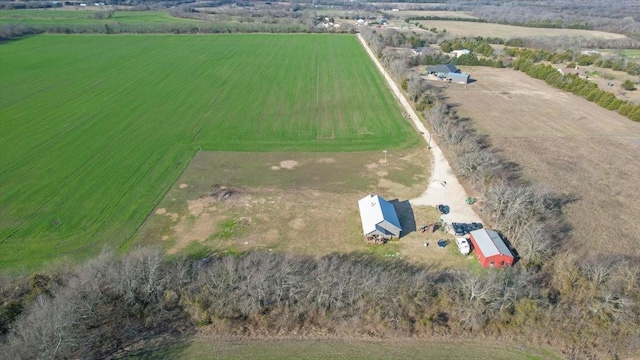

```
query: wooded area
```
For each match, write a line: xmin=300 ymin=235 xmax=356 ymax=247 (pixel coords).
xmin=1 ymin=248 xmax=638 ymax=359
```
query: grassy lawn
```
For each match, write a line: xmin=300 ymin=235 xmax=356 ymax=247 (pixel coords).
xmin=0 ymin=34 xmax=417 ymax=271
xmin=147 ymin=337 xmax=561 ymax=360
xmin=134 ymin=149 xmax=467 ymax=268
xmin=0 ymin=9 xmax=201 ymax=26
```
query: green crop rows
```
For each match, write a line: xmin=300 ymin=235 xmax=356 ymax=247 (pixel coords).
xmin=0 ymin=9 xmax=201 ymax=26
xmin=0 ymin=34 xmax=417 ymax=271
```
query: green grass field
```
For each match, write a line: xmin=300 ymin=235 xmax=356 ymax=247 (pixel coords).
xmin=0 ymin=34 xmax=417 ymax=271
xmin=150 ymin=337 xmax=561 ymax=360
xmin=0 ymin=9 xmax=200 ymax=26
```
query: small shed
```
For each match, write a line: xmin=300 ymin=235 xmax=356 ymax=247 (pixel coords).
xmin=468 ymin=229 xmax=514 ymax=268
xmin=358 ymin=194 xmax=402 ymax=243
xmin=446 ymin=72 xmax=470 ymax=84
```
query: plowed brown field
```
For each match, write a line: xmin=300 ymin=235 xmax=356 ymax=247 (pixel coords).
xmin=443 ymin=67 xmax=640 ymax=258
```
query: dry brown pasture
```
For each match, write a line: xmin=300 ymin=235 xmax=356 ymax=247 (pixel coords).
xmin=397 ymin=10 xmax=478 ymax=19
xmin=136 ymin=149 xmax=473 ymax=269
xmin=415 ymin=20 xmax=630 ymax=40
xmin=442 ymin=66 xmax=640 ymax=258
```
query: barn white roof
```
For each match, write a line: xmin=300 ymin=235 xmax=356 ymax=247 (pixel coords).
xmin=358 ymin=194 xmax=401 ymax=236
xmin=470 ymin=229 xmax=512 ymax=257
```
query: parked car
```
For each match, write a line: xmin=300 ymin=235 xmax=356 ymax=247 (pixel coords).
xmin=437 ymin=204 xmax=450 ymax=215
xmin=455 ymin=237 xmax=471 ymax=255
xmin=452 ymin=222 xmax=465 ymax=236
xmin=452 ymin=222 xmax=483 ymax=236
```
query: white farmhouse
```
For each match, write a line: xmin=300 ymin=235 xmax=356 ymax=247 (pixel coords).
xmin=358 ymin=194 xmax=402 ymax=244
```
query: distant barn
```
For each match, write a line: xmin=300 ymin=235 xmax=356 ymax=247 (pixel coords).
xmin=446 ymin=72 xmax=470 ymax=84
xmin=469 ymin=229 xmax=514 ymax=268
xmin=358 ymin=194 xmax=401 ymax=244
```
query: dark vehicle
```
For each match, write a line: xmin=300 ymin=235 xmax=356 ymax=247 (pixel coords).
xmin=437 ymin=204 xmax=450 ymax=215
xmin=452 ymin=222 xmax=465 ymax=236
xmin=470 ymin=222 xmax=483 ymax=231
xmin=452 ymin=222 xmax=483 ymax=236
xmin=437 ymin=239 xmax=448 ymax=248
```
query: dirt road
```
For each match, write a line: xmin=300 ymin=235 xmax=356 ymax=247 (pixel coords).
xmin=357 ymin=34 xmax=481 ymax=225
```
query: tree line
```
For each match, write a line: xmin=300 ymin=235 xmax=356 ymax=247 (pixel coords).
xmin=2 ymin=246 xmax=638 ymax=359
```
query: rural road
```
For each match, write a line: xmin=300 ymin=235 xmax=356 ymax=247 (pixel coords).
xmin=357 ymin=34 xmax=482 ymax=225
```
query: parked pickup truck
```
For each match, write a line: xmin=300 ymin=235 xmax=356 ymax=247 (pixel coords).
xmin=455 ymin=237 xmax=471 ymax=256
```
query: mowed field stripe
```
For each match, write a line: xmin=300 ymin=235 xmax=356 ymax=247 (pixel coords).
xmin=0 ymin=34 xmax=417 ymax=270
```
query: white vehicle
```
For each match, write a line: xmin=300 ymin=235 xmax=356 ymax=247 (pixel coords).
xmin=455 ymin=237 xmax=471 ymax=255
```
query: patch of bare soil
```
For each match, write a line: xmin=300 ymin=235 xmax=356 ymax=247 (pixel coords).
xmin=279 ymin=160 xmax=299 ymax=169
xmin=164 ymin=186 xmax=247 ymax=254
xmin=317 ymin=158 xmax=336 ymax=163
xmin=179 ymin=183 xmax=188 ymax=189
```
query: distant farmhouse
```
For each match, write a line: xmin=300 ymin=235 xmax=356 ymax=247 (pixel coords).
xmin=358 ymin=194 xmax=402 ymax=244
xmin=557 ymin=66 xmax=588 ymax=79
xmin=426 ymin=63 xmax=470 ymax=84
xmin=412 ymin=46 xmax=437 ymax=56
xmin=450 ymin=49 xmax=470 ymax=58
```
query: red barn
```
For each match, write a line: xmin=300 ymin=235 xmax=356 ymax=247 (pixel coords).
xmin=469 ymin=229 xmax=514 ymax=268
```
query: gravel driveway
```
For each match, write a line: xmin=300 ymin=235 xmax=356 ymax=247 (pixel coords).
xmin=357 ymin=34 xmax=482 ymax=226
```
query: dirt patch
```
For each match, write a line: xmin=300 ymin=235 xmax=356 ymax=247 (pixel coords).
xmin=317 ymin=158 xmax=336 ymax=163
xmin=168 ymin=212 xmax=219 ymax=254
xmin=279 ymin=160 xmax=299 ymax=169
xmin=365 ymin=163 xmax=379 ymax=170
xmin=271 ymin=166 xmax=281 ymax=170
xmin=288 ymin=218 xmax=306 ymax=230
xmin=155 ymin=208 xmax=167 ymax=215
xmin=179 ymin=183 xmax=188 ymax=189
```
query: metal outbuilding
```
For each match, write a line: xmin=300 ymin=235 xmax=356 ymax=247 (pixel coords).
xmin=358 ymin=194 xmax=402 ymax=243
xmin=468 ymin=229 xmax=514 ymax=268
xmin=446 ymin=72 xmax=470 ymax=84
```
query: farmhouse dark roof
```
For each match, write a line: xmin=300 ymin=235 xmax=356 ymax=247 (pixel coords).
xmin=426 ymin=63 xmax=459 ymax=74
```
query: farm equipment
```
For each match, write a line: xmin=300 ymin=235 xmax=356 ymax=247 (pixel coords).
xmin=419 ymin=223 xmax=437 ymax=233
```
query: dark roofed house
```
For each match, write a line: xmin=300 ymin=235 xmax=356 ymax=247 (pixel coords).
xmin=413 ymin=46 xmax=437 ymax=56
xmin=426 ymin=63 xmax=459 ymax=78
